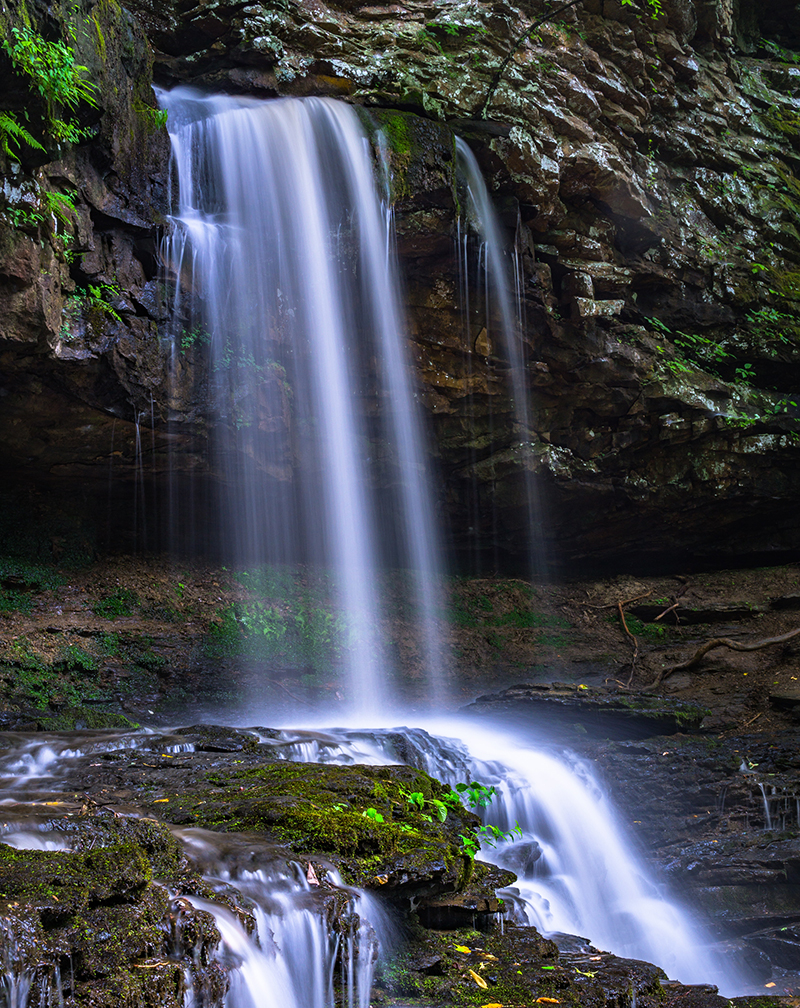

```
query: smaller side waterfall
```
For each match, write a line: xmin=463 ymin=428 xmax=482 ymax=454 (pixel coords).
xmin=455 ymin=139 xmax=549 ymax=577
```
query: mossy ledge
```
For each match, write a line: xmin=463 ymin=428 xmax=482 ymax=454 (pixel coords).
xmin=158 ymin=760 xmax=479 ymax=893
xmin=0 ymin=816 xmax=225 ymax=1008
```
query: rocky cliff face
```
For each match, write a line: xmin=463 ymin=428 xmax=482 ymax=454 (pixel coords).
xmin=0 ymin=0 xmax=798 ymax=569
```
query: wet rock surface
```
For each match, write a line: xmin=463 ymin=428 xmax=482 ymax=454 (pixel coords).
xmin=0 ymin=815 xmax=227 ymax=1008
xmin=462 ymin=681 xmax=709 ymax=738
xmin=0 ymin=720 xmax=791 ymax=1007
xmin=0 ymin=0 xmax=798 ymax=565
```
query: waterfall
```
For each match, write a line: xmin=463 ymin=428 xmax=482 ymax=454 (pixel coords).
xmin=455 ymin=138 xmax=549 ymax=577
xmin=158 ymin=88 xmax=446 ymax=711
xmin=0 ymin=89 xmax=761 ymax=1005
xmin=273 ymin=719 xmax=752 ymax=996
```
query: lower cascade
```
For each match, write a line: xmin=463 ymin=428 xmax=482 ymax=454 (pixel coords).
xmin=0 ymin=721 xmax=764 ymax=1002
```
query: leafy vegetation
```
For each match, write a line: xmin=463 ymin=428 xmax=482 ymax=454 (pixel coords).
xmin=0 ymin=636 xmax=110 ymax=709
xmin=205 ymin=566 xmax=352 ymax=675
xmin=61 ymin=281 xmax=122 ymax=339
xmin=0 ymin=16 xmax=98 ymax=157
xmin=92 ymin=588 xmax=138 ymax=619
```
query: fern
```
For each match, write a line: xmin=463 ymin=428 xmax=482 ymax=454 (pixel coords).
xmin=0 ymin=111 xmax=45 ymax=155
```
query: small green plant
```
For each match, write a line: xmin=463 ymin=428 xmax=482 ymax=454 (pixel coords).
xmin=180 ymin=325 xmax=211 ymax=352
xmin=0 ymin=111 xmax=44 ymax=156
xmin=42 ymin=189 xmax=77 ymax=227
xmin=361 ymin=807 xmax=385 ymax=823
xmin=620 ymin=0 xmax=663 ymax=17
xmin=92 ymin=588 xmax=138 ymax=619
xmin=746 ymin=306 xmax=800 ymax=347
xmin=60 ymin=282 xmax=122 ymax=339
xmin=452 ymin=781 xmax=497 ymax=809
xmin=459 ymin=823 xmax=522 ymax=859
xmin=399 ymin=788 xmax=450 ymax=822
xmin=133 ymin=98 xmax=167 ymax=132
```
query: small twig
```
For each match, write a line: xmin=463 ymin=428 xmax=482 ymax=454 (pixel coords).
xmin=741 ymin=712 xmax=762 ymax=728
xmin=654 ymin=578 xmax=689 ymax=622
xmin=644 ymin=626 xmax=800 ymax=691
xmin=265 ymin=678 xmax=317 ymax=707
xmin=476 ymin=0 xmax=585 ymax=118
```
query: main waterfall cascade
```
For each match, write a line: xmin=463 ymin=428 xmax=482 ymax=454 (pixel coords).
xmin=34 ymin=88 xmax=755 ymax=1001
xmin=158 ymin=88 xmax=446 ymax=711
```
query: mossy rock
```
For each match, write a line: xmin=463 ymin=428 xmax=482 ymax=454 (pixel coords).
xmin=0 ymin=841 xmax=151 ymax=911
xmin=359 ymin=107 xmax=455 ymax=206
xmin=158 ymin=760 xmax=479 ymax=894
xmin=0 ymin=816 xmax=224 ymax=1008
xmin=380 ymin=923 xmax=667 ymax=1007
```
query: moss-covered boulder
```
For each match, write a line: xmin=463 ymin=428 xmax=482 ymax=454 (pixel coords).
xmin=157 ymin=760 xmax=481 ymax=896
xmin=0 ymin=816 xmax=225 ymax=1008
xmin=379 ymin=923 xmax=668 ymax=1008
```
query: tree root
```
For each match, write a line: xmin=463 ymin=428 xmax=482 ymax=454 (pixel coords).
xmin=617 ymin=591 xmax=651 ymax=686
xmin=643 ymin=626 xmax=800 ymax=691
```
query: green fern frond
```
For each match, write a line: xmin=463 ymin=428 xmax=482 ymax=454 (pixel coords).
xmin=0 ymin=112 xmax=45 ymax=155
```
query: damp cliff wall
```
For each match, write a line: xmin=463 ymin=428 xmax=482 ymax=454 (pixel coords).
xmin=0 ymin=0 xmax=798 ymax=570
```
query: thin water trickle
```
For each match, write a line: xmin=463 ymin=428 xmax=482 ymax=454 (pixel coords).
xmin=455 ymin=138 xmax=549 ymax=578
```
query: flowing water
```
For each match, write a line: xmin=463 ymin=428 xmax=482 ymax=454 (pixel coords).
xmin=158 ymin=88 xmax=445 ymax=711
xmin=0 ymin=91 xmax=766 ymax=1004
xmin=455 ymin=139 xmax=549 ymax=578
xmin=0 ymin=722 xmax=758 ymax=998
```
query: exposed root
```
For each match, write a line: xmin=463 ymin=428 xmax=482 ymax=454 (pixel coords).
xmin=644 ymin=626 xmax=800 ymax=691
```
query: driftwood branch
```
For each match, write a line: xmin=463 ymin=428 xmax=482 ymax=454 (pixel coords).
xmin=644 ymin=626 xmax=800 ymax=691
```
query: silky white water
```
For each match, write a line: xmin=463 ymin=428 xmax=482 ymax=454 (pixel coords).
xmin=263 ymin=717 xmax=751 ymax=995
xmin=158 ymin=88 xmax=445 ymax=711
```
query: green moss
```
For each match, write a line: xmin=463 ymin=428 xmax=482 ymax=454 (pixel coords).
xmin=159 ymin=761 xmax=477 ymax=889
xmin=0 ymin=842 xmax=151 ymax=906
xmin=92 ymin=588 xmax=139 ymax=618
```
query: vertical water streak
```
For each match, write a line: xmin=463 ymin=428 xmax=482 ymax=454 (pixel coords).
xmin=158 ymin=89 xmax=446 ymax=710
xmin=455 ymin=138 xmax=548 ymax=577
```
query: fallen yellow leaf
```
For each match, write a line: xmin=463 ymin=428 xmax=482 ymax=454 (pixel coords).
xmin=480 ymin=1003 xmax=504 ymax=1007
xmin=536 ymin=1000 xmax=561 ymax=1004
xmin=468 ymin=969 xmax=488 ymax=989
xmin=153 ymin=799 xmax=169 ymax=803
xmin=454 ymin=945 xmax=472 ymax=954
xmin=765 ymin=983 xmax=776 ymax=988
